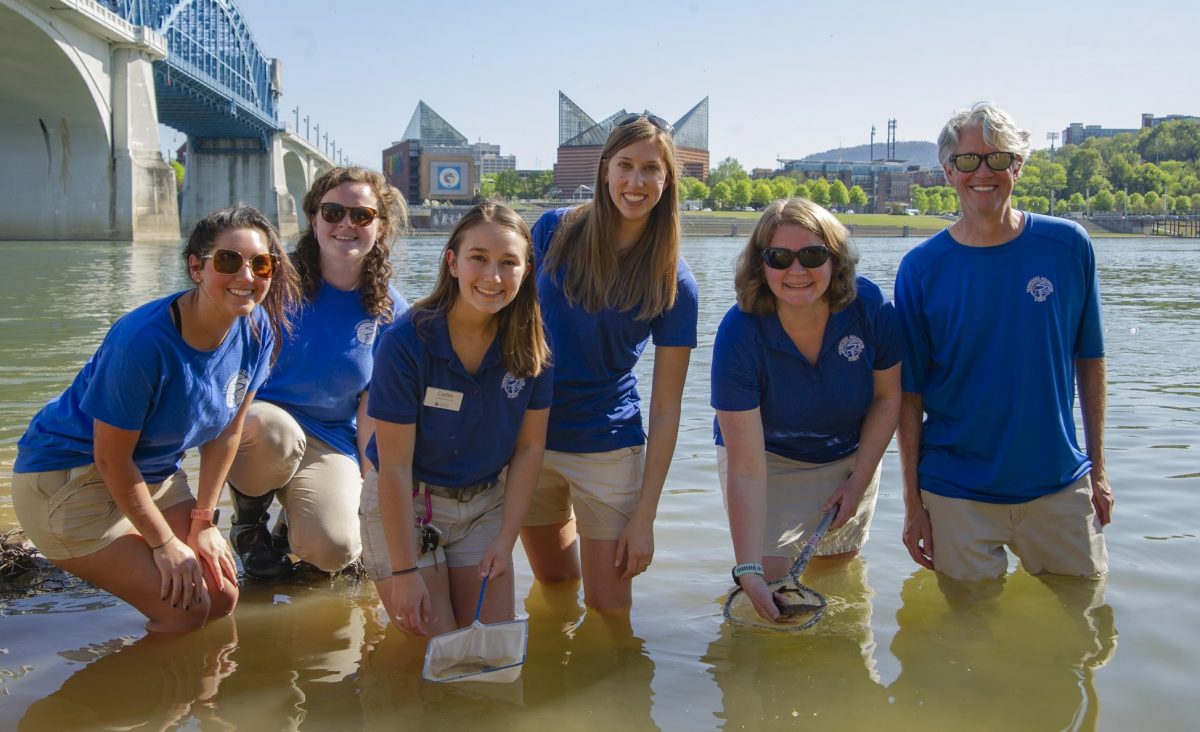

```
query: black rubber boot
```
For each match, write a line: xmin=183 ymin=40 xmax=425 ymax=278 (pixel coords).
xmin=271 ymin=511 xmax=290 ymax=555
xmin=228 ymin=486 xmax=292 ymax=581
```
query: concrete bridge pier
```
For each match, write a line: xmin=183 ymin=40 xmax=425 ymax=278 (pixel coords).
xmin=111 ymin=45 xmax=179 ymax=241
xmin=181 ymin=135 xmax=299 ymax=240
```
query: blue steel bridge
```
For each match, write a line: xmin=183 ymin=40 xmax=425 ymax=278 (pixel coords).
xmin=102 ymin=0 xmax=280 ymax=140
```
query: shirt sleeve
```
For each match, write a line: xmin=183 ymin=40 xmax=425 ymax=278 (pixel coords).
xmin=709 ymin=309 xmax=761 ymax=412
xmin=80 ymin=344 xmax=156 ymax=431
xmin=248 ymin=312 xmax=274 ymax=394
xmin=367 ymin=327 xmax=421 ymax=425
xmin=1074 ymin=236 xmax=1105 ymax=359
xmin=528 ymin=361 xmax=555 ymax=410
xmin=531 ymin=209 xmax=565 ymax=271
xmin=651 ymin=261 xmax=699 ymax=348
xmin=894 ymin=257 xmax=930 ymax=394
xmin=872 ymin=298 xmax=905 ymax=371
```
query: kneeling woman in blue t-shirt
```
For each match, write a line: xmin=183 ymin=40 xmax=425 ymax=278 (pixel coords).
xmin=712 ymin=198 xmax=902 ymax=622
xmin=11 ymin=205 xmax=300 ymax=633
xmin=360 ymin=203 xmax=552 ymax=635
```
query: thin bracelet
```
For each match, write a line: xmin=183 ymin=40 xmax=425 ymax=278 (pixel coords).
xmin=149 ymin=536 xmax=175 ymax=551
xmin=391 ymin=566 xmax=419 ymax=576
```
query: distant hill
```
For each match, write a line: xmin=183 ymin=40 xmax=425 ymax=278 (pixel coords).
xmin=800 ymin=141 xmax=940 ymax=169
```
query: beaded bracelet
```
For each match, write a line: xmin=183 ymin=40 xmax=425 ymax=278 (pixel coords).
xmin=391 ymin=566 xmax=420 ymax=576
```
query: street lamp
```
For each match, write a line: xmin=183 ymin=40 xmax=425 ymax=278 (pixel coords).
xmin=1046 ymin=131 xmax=1059 ymax=161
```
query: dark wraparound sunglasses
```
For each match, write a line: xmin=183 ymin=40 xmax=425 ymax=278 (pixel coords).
xmin=319 ymin=202 xmax=379 ymax=227
xmin=202 ymin=249 xmax=278 ymax=279
xmin=948 ymin=151 xmax=1018 ymax=173
xmin=761 ymin=245 xmax=831 ymax=270
xmin=615 ymin=113 xmax=674 ymax=135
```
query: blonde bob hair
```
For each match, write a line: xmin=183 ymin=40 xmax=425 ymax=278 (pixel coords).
xmin=543 ymin=117 xmax=681 ymax=321
xmin=734 ymin=197 xmax=859 ymax=315
xmin=410 ymin=202 xmax=550 ymax=379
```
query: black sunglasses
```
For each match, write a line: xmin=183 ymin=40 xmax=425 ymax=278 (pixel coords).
xmin=761 ymin=246 xmax=831 ymax=270
xmin=318 ymin=202 xmax=379 ymax=227
xmin=201 ymin=249 xmax=278 ymax=279
xmin=615 ymin=113 xmax=674 ymax=135
xmin=948 ymin=151 xmax=1018 ymax=173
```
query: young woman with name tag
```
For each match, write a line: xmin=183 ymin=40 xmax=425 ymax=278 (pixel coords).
xmin=10 ymin=205 xmax=299 ymax=633
xmin=359 ymin=202 xmax=553 ymax=635
xmin=520 ymin=114 xmax=699 ymax=611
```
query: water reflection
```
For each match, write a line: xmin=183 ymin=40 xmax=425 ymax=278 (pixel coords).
xmin=19 ymin=619 xmax=238 ymax=730
xmin=887 ymin=571 xmax=1117 ymax=730
xmin=702 ymin=557 xmax=886 ymax=728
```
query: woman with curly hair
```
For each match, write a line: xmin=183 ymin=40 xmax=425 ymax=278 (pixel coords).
xmin=225 ymin=166 xmax=408 ymax=580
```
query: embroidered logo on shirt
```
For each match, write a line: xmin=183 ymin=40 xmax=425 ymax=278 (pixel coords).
xmin=1026 ymin=276 xmax=1054 ymax=302
xmin=501 ymin=372 xmax=526 ymax=399
xmin=355 ymin=319 xmax=379 ymax=346
xmin=838 ymin=335 xmax=865 ymax=362
xmin=225 ymin=370 xmax=251 ymax=408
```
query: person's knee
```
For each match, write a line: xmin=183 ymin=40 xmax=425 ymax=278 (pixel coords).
xmin=146 ymin=599 xmax=212 ymax=634
xmin=299 ymin=539 xmax=359 ymax=573
xmin=207 ymin=583 xmax=239 ymax=619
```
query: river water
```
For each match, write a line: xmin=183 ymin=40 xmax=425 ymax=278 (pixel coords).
xmin=0 ymin=234 xmax=1196 ymax=731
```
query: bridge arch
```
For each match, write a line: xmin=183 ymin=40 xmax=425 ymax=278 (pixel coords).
xmin=0 ymin=0 xmax=115 ymax=239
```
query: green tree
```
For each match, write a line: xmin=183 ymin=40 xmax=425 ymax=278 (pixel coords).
xmin=770 ymin=176 xmax=797 ymax=200
xmin=1173 ymin=195 xmax=1191 ymax=213
xmin=751 ymin=179 xmax=774 ymax=208
xmin=678 ymin=176 xmax=709 ymax=205
xmin=170 ymin=160 xmax=185 ymax=193
xmin=493 ymin=169 xmax=521 ymax=199
xmin=1132 ymin=163 xmax=1169 ymax=195
xmin=911 ymin=187 xmax=929 ymax=214
xmin=711 ymin=180 xmax=733 ymax=209
xmin=808 ymin=177 xmax=831 ymax=206
xmin=1113 ymin=189 xmax=1128 ymax=213
xmin=1128 ymin=192 xmax=1146 ymax=214
xmin=1067 ymin=192 xmax=1086 ymax=212
xmin=730 ymin=178 xmax=753 ymax=208
xmin=479 ymin=174 xmax=497 ymax=199
xmin=1143 ymin=190 xmax=1164 ymax=213
xmin=794 ymin=180 xmax=811 ymax=200
xmin=829 ymin=180 xmax=850 ymax=209
xmin=1191 ymin=193 xmax=1200 ymax=212
xmin=708 ymin=157 xmax=748 ymax=189
xmin=1091 ymin=189 xmax=1115 ymax=212
xmin=848 ymin=185 xmax=868 ymax=210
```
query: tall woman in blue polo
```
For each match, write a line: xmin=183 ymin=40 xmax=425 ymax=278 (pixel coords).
xmin=519 ymin=113 xmax=699 ymax=611
xmin=713 ymin=198 xmax=902 ymax=622
xmin=224 ymin=167 xmax=407 ymax=580
xmin=10 ymin=205 xmax=299 ymax=633
xmin=360 ymin=202 xmax=552 ymax=635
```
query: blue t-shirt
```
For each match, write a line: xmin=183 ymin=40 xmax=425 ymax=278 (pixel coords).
xmin=532 ymin=207 xmax=699 ymax=453
xmin=710 ymin=276 xmax=904 ymax=463
xmin=894 ymin=213 xmax=1104 ymax=503
xmin=365 ymin=310 xmax=554 ymax=488
xmin=15 ymin=292 xmax=274 ymax=485
xmin=256 ymin=282 xmax=406 ymax=458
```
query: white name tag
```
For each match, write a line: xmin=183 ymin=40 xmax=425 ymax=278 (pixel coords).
xmin=423 ymin=387 xmax=464 ymax=412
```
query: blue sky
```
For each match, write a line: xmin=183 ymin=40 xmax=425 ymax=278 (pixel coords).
xmin=183 ymin=0 xmax=1197 ymax=172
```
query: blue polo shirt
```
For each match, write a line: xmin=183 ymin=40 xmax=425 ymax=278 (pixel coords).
xmin=16 ymin=292 xmax=274 ymax=484
xmin=710 ymin=276 xmax=903 ymax=464
xmin=894 ymin=213 xmax=1104 ymax=503
xmin=532 ymin=207 xmax=699 ymax=453
xmin=365 ymin=310 xmax=554 ymax=488
xmin=256 ymin=282 xmax=405 ymax=459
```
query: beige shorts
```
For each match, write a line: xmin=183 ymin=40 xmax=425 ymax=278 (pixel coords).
xmin=11 ymin=464 xmax=193 ymax=560
xmin=359 ymin=468 xmax=507 ymax=580
xmin=523 ymin=446 xmax=645 ymax=541
xmin=717 ymin=447 xmax=879 ymax=558
xmin=921 ymin=476 xmax=1108 ymax=582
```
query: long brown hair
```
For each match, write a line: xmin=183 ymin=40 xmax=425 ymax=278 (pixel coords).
xmin=543 ymin=118 xmax=681 ymax=321
xmin=294 ymin=166 xmax=407 ymax=321
xmin=734 ymin=197 xmax=859 ymax=315
xmin=411 ymin=202 xmax=550 ymax=379
xmin=183 ymin=204 xmax=300 ymax=362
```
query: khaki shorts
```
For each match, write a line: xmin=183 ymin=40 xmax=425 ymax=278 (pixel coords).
xmin=921 ymin=476 xmax=1108 ymax=582
xmin=523 ymin=447 xmax=645 ymax=541
xmin=359 ymin=468 xmax=506 ymax=580
xmin=11 ymin=464 xmax=193 ymax=560
xmin=716 ymin=447 xmax=879 ymax=558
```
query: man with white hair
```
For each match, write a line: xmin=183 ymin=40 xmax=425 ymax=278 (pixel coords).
xmin=893 ymin=102 xmax=1112 ymax=582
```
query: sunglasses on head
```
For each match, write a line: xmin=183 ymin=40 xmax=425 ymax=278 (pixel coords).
xmin=202 ymin=249 xmax=278 ymax=279
xmin=318 ymin=202 xmax=379 ymax=227
xmin=948 ymin=151 xmax=1018 ymax=173
xmin=761 ymin=245 xmax=831 ymax=270
xmin=615 ymin=113 xmax=674 ymax=135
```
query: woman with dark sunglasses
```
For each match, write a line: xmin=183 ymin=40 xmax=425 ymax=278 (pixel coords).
xmin=224 ymin=167 xmax=407 ymax=580
xmin=712 ymin=197 xmax=902 ymax=622
xmin=520 ymin=115 xmax=698 ymax=611
xmin=10 ymin=205 xmax=300 ymax=633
